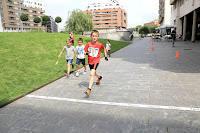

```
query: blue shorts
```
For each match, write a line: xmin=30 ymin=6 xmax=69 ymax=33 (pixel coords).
xmin=76 ymin=58 xmax=85 ymax=65
xmin=66 ymin=59 xmax=73 ymax=64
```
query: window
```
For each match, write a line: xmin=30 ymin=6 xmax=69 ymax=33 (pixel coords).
xmin=124 ymin=20 xmax=126 ymax=25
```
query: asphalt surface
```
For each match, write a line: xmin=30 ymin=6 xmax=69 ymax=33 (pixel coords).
xmin=0 ymin=38 xmax=200 ymax=133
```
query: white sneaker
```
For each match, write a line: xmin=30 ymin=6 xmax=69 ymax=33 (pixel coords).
xmin=83 ymin=70 xmax=87 ymax=75
xmin=76 ymin=71 xmax=80 ymax=77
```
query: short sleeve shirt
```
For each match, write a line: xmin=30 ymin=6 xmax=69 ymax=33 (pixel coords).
xmin=76 ymin=45 xmax=85 ymax=59
xmin=84 ymin=41 xmax=105 ymax=65
xmin=106 ymin=43 xmax=111 ymax=50
xmin=62 ymin=46 xmax=76 ymax=59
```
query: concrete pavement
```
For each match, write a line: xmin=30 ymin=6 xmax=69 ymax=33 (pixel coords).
xmin=0 ymin=38 xmax=200 ymax=133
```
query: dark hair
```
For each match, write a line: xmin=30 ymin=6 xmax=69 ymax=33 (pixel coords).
xmin=91 ymin=30 xmax=99 ymax=36
xmin=107 ymin=40 xmax=110 ymax=42
xmin=78 ymin=38 xmax=83 ymax=42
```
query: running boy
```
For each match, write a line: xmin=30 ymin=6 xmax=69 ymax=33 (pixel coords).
xmin=75 ymin=38 xmax=87 ymax=77
xmin=106 ymin=40 xmax=111 ymax=57
xmin=171 ymin=28 xmax=177 ymax=47
xmin=84 ymin=30 xmax=108 ymax=96
xmin=70 ymin=32 xmax=74 ymax=46
xmin=58 ymin=39 xmax=76 ymax=77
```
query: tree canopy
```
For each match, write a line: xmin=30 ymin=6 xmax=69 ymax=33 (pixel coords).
xmin=139 ymin=26 xmax=151 ymax=35
xmin=66 ymin=9 xmax=94 ymax=34
xmin=20 ymin=14 xmax=28 ymax=22
xmin=33 ymin=17 xmax=41 ymax=24
xmin=42 ymin=16 xmax=50 ymax=22
xmin=55 ymin=17 xmax=62 ymax=23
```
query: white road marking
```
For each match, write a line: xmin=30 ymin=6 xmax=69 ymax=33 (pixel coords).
xmin=26 ymin=95 xmax=200 ymax=112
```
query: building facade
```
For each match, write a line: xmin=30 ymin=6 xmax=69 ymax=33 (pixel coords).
xmin=0 ymin=0 xmax=45 ymax=32
xmin=159 ymin=0 xmax=171 ymax=26
xmin=47 ymin=16 xmax=58 ymax=33
xmin=170 ymin=0 xmax=200 ymax=42
xmin=144 ymin=19 xmax=160 ymax=26
xmin=23 ymin=0 xmax=43 ymax=10
xmin=84 ymin=0 xmax=127 ymax=31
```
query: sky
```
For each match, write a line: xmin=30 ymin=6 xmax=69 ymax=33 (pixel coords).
xmin=42 ymin=0 xmax=159 ymax=30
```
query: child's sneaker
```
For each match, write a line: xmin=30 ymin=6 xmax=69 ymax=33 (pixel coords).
xmin=83 ymin=70 xmax=87 ymax=75
xmin=72 ymin=63 xmax=75 ymax=69
xmin=64 ymin=73 xmax=69 ymax=77
xmin=84 ymin=88 xmax=91 ymax=96
xmin=76 ymin=70 xmax=80 ymax=77
xmin=96 ymin=76 xmax=102 ymax=85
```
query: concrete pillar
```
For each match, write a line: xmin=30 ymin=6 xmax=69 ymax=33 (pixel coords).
xmin=183 ymin=15 xmax=187 ymax=41
xmin=192 ymin=10 xmax=197 ymax=42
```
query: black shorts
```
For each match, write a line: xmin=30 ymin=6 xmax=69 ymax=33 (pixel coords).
xmin=76 ymin=58 xmax=85 ymax=65
xmin=89 ymin=63 xmax=99 ymax=70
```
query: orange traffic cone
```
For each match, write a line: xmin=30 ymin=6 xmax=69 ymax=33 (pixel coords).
xmin=152 ymin=42 xmax=154 ymax=45
xmin=152 ymin=47 xmax=154 ymax=51
xmin=175 ymin=51 xmax=179 ymax=58
xmin=149 ymin=41 xmax=151 ymax=44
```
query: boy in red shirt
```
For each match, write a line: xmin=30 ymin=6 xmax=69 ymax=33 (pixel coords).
xmin=84 ymin=30 xmax=108 ymax=97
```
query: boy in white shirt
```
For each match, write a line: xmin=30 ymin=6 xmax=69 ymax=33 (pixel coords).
xmin=75 ymin=38 xmax=87 ymax=77
xmin=106 ymin=40 xmax=111 ymax=57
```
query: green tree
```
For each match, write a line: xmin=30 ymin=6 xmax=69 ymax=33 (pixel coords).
xmin=139 ymin=26 xmax=151 ymax=36
xmin=146 ymin=25 xmax=159 ymax=33
xmin=66 ymin=9 xmax=94 ymax=34
xmin=20 ymin=14 xmax=28 ymax=31
xmin=20 ymin=14 xmax=29 ymax=22
xmin=42 ymin=16 xmax=50 ymax=32
xmin=136 ymin=25 xmax=142 ymax=32
xmin=33 ymin=17 xmax=41 ymax=32
xmin=55 ymin=16 xmax=62 ymax=23
xmin=55 ymin=17 xmax=62 ymax=32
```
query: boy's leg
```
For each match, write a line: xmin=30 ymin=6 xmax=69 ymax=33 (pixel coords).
xmin=82 ymin=59 xmax=87 ymax=74
xmin=67 ymin=64 xmax=70 ymax=74
xmin=76 ymin=58 xmax=80 ymax=71
xmin=85 ymin=63 xmax=99 ymax=96
xmin=89 ymin=69 xmax=96 ymax=89
xmin=76 ymin=59 xmax=80 ymax=77
xmin=64 ymin=63 xmax=70 ymax=77
xmin=96 ymin=72 xmax=102 ymax=85
xmin=95 ymin=72 xmax=100 ymax=79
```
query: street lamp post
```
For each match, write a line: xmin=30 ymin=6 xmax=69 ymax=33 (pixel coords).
xmin=19 ymin=0 xmax=23 ymax=32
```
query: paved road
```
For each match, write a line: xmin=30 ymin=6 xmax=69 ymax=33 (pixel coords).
xmin=0 ymin=38 xmax=200 ymax=133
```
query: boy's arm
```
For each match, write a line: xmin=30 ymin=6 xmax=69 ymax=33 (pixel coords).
xmin=104 ymin=48 xmax=108 ymax=57
xmin=84 ymin=43 xmax=89 ymax=55
xmin=75 ymin=48 xmax=78 ymax=59
xmin=58 ymin=50 xmax=64 ymax=58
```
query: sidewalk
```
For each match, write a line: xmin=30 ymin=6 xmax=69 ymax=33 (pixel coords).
xmin=0 ymin=38 xmax=200 ymax=133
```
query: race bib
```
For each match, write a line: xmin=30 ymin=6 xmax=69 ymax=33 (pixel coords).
xmin=88 ymin=47 xmax=99 ymax=57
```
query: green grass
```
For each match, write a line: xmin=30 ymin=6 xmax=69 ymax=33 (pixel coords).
xmin=0 ymin=32 xmax=131 ymax=106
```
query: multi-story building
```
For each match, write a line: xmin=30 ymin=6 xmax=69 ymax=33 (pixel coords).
xmin=159 ymin=0 xmax=171 ymax=26
xmin=170 ymin=0 xmax=200 ymax=42
xmin=23 ymin=0 xmax=43 ymax=10
xmin=84 ymin=0 xmax=127 ymax=33
xmin=47 ymin=16 xmax=58 ymax=33
xmin=0 ymin=0 xmax=45 ymax=32
xmin=144 ymin=19 xmax=160 ymax=26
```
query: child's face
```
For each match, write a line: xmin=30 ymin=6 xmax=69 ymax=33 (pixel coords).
xmin=78 ymin=41 xmax=83 ymax=46
xmin=66 ymin=41 xmax=71 ymax=47
xmin=107 ymin=41 xmax=109 ymax=44
xmin=91 ymin=33 xmax=99 ymax=42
